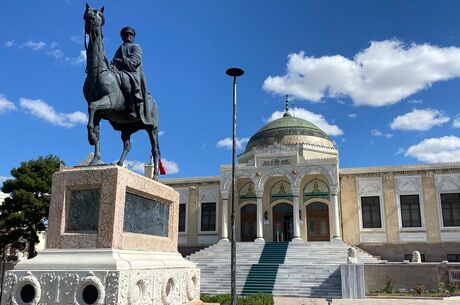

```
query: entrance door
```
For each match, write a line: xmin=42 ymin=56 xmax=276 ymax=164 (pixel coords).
xmin=240 ymin=204 xmax=257 ymax=241
xmin=306 ymin=202 xmax=330 ymax=241
xmin=272 ymin=203 xmax=293 ymax=242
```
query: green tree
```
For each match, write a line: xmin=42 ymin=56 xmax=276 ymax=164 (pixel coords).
xmin=0 ymin=155 xmax=63 ymax=259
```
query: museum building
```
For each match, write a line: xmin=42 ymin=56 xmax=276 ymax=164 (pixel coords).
xmin=162 ymin=105 xmax=460 ymax=262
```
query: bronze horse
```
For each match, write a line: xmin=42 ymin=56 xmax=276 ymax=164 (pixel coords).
xmin=83 ymin=4 xmax=161 ymax=178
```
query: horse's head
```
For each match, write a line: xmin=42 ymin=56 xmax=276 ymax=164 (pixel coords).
xmin=83 ymin=3 xmax=105 ymax=34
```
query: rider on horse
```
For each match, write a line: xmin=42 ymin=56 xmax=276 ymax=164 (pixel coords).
xmin=111 ymin=26 xmax=154 ymax=126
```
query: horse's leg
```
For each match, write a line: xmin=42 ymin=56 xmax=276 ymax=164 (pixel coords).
xmin=87 ymin=96 xmax=111 ymax=145
xmin=117 ymin=130 xmax=132 ymax=167
xmin=89 ymin=114 xmax=102 ymax=165
xmin=146 ymin=127 xmax=160 ymax=180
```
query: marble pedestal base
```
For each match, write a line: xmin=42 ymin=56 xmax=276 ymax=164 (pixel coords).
xmin=1 ymin=249 xmax=200 ymax=305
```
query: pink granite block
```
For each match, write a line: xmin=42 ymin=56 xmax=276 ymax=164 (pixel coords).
xmin=46 ymin=165 xmax=179 ymax=251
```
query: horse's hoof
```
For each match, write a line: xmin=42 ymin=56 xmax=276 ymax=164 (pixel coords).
xmin=117 ymin=161 xmax=124 ymax=167
xmin=89 ymin=159 xmax=99 ymax=166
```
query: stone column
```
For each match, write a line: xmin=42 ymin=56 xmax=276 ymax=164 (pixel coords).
xmin=220 ymin=191 xmax=229 ymax=241
xmin=255 ymin=196 xmax=264 ymax=242
xmin=292 ymin=193 xmax=302 ymax=242
xmin=331 ymin=192 xmax=342 ymax=240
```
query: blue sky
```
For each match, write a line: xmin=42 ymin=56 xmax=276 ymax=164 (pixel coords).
xmin=1 ymin=0 xmax=460 ymax=184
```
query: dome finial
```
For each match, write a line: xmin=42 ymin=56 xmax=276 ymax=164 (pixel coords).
xmin=283 ymin=95 xmax=291 ymax=117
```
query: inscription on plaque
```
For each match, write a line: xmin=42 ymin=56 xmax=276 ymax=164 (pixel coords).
xmin=123 ymin=192 xmax=169 ymax=237
xmin=66 ymin=189 xmax=100 ymax=232
xmin=262 ymin=159 xmax=290 ymax=166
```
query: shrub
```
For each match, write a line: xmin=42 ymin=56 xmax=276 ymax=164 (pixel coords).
xmin=447 ymin=282 xmax=458 ymax=294
xmin=201 ymin=293 xmax=273 ymax=305
xmin=414 ymin=284 xmax=426 ymax=295
xmin=383 ymin=276 xmax=395 ymax=294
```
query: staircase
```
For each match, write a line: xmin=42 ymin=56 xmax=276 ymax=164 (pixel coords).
xmin=188 ymin=241 xmax=379 ymax=298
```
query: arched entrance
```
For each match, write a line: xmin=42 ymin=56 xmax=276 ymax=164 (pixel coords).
xmin=306 ymin=202 xmax=330 ymax=241
xmin=272 ymin=203 xmax=293 ymax=242
xmin=240 ymin=204 xmax=257 ymax=241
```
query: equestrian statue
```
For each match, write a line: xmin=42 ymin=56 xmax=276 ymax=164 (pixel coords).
xmin=83 ymin=4 xmax=165 ymax=178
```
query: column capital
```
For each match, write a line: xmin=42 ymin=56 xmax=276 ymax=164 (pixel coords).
xmin=291 ymin=188 xmax=300 ymax=196
xmin=220 ymin=190 xmax=229 ymax=199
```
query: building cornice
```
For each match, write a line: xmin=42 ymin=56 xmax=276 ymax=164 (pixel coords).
xmin=340 ymin=162 xmax=460 ymax=175
xmin=160 ymin=176 xmax=220 ymax=185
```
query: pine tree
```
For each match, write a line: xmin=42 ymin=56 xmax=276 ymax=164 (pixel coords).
xmin=0 ymin=155 xmax=63 ymax=259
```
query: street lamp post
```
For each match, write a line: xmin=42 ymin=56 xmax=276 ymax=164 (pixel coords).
xmin=226 ymin=67 xmax=244 ymax=305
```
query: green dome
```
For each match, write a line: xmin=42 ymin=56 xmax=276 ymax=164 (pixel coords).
xmin=245 ymin=112 xmax=334 ymax=152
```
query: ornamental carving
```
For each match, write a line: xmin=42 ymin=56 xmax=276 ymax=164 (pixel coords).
xmin=76 ymin=273 xmax=105 ymax=305
xmin=304 ymin=179 xmax=329 ymax=200
xmin=39 ymin=273 xmax=59 ymax=303
xmin=257 ymin=167 xmax=295 ymax=192
xmin=395 ymin=176 xmax=421 ymax=193
xmin=12 ymin=272 xmax=41 ymax=305
xmin=294 ymin=165 xmax=336 ymax=188
xmin=1 ymin=273 xmax=17 ymax=304
xmin=270 ymin=180 xmax=293 ymax=202
xmin=357 ymin=178 xmax=382 ymax=196
xmin=176 ymin=188 xmax=189 ymax=204
xmin=198 ymin=186 xmax=219 ymax=203
xmin=105 ymin=272 xmax=119 ymax=305
xmin=239 ymin=182 xmax=256 ymax=203
xmin=60 ymin=273 xmax=80 ymax=304
xmin=436 ymin=174 xmax=460 ymax=192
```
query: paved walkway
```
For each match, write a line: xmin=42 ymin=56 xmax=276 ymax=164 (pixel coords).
xmin=274 ymin=297 xmax=460 ymax=305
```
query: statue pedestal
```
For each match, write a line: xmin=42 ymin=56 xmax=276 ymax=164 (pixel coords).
xmin=1 ymin=165 xmax=201 ymax=305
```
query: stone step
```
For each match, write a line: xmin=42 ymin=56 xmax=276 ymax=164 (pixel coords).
xmin=190 ymin=241 xmax=379 ymax=297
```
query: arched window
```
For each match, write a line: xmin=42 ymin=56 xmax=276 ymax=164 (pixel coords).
xmin=239 ymin=182 xmax=256 ymax=204
xmin=303 ymin=179 xmax=329 ymax=201
xmin=270 ymin=180 xmax=293 ymax=203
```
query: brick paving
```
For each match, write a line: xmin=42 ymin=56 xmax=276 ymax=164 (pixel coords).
xmin=274 ymin=297 xmax=460 ymax=305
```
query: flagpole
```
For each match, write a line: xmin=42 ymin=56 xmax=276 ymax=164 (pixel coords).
xmin=226 ymin=67 xmax=244 ymax=305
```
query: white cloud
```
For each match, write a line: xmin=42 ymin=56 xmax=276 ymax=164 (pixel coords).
xmin=263 ymin=40 xmax=460 ymax=106
xmin=405 ymin=136 xmax=460 ymax=163
xmin=49 ymin=49 xmax=64 ymax=59
xmin=216 ymin=137 xmax=250 ymax=150
xmin=158 ymin=131 xmax=165 ymax=136
xmin=70 ymin=35 xmax=84 ymax=45
xmin=267 ymin=107 xmax=344 ymax=136
xmin=67 ymin=50 xmax=86 ymax=66
xmin=124 ymin=158 xmax=179 ymax=175
xmin=22 ymin=40 xmax=47 ymax=50
xmin=162 ymin=159 xmax=179 ymax=174
xmin=394 ymin=147 xmax=405 ymax=156
xmin=371 ymin=129 xmax=393 ymax=139
xmin=19 ymin=98 xmax=87 ymax=128
xmin=5 ymin=40 xmax=15 ymax=47
xmin=123 ymin=160 xmax=145 ymax=173
xmin=408 ymin=99 xmax=423 ymax=105
xmin=0 ymin=95 xmax=16 ymax=113
xmin=453 ymin=117 xmax=460 ymax=128
xmin=348 ymin=113 xmax=357 ymax=119
xmin=390 ymin=108 xmax=450 ymax=131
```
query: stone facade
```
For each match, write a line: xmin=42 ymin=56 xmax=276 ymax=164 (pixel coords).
xmin=163 ymin=162 xmax=460 ymax=262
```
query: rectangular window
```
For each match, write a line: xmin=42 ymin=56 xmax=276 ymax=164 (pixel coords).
xmin=447 ymin=254 xmax=460 ymax=262
xmin=179 ymin=203 xmax=186 ymax=232
xmin=201 ymin=202 xmax=216 ymax=231
xmin=400 ymin=194 xmax=422 ymax=227
xmin=441 ymin=193 xmax=460 ymax=227
xmin=361 ymin=196 xmax=382 ymax=228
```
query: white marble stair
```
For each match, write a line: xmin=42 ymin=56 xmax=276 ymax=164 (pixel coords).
xmin=188 ymin=240 xmax=380 ymax=298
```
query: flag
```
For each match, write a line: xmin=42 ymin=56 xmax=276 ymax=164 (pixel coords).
xmin=159 ymin=159 xmax=166 ymax=175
